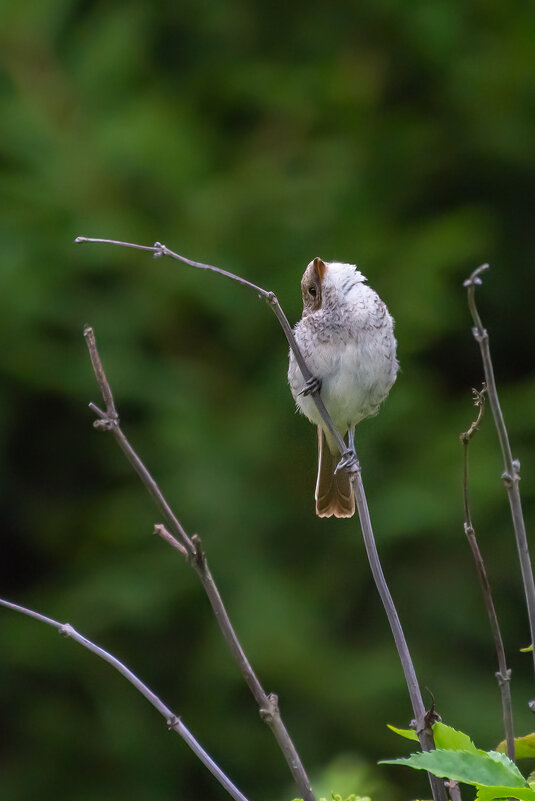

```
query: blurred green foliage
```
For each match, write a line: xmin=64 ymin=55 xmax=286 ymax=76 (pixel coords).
xmin=1 ymin=1 xmax=535 ymax=800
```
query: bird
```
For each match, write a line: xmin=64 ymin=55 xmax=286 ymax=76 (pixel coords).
xmin=288 ymin=258 xmax=398 ymax=518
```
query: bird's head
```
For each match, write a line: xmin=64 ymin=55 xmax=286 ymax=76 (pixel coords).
xmin=301 ymin=258 xmax=365 ymax=314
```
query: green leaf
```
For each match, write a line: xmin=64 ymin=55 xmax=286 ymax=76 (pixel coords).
xmin=520 ymin=644 xmax=533 ymax=653
xmin=496 ymin=733 xmax=535 ymax=759
xmin=380 ymin=749 xmax=528 ymax=788
xmin=387 ymin=724 xmax=419 ymax=742
xmin=487 ymin=750 xmax=527 ymax=777
xmin=476 ymin=787 xmax=535 ymax=801
xmin=317 ymin=797 xmax=371 ymax=801
xmin=432 ymin=722 xmax=478 ymax=753
xmin=388 ymin=721 xmax=477 ymax=752
xmin=330 ymin=796 xmax=371 ymax=801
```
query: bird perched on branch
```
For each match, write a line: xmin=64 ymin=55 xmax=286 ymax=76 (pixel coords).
xmin=288 ymin=258 xmax=398 ymax=518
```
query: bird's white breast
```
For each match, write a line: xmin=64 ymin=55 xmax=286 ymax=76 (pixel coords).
xmin=288 ymin=269 xmax=398 ymax=441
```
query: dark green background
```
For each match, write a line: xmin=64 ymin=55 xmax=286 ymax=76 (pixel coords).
xmin=1 ymin=2 xmax=535 ymax=800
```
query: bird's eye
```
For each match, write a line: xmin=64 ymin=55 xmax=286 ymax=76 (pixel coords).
xmin=308 ymin=284 xmax=317 ymax=297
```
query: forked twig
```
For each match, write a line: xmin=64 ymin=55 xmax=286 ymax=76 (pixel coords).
xmin=460 ymin=385 xmax=515 ymax=761
xmin=77 ymin=236 xmax=447 ymax=801
xmin=84 ymin=326 xmax=315 ymax=801
xmin=464 ymin=265 xmax=535 ymax=675
xmin=0 ymin=598 xmax=249 ymax=801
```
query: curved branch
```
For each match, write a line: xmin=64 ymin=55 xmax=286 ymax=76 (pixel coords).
xmin=76 ymin=237 xmax=344 ymax=452
xmin=0 ymin=597 xmax=250 ymax=801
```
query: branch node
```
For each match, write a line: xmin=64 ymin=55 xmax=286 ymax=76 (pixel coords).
xmin=529 ymin=700 xmax=535 ymax=714
xmin=495 ymin=669 xmax=512 ymax=686
xmin=444 ymin=779 xmax=461 ymax=801
xmin=93 ymin=414 xmax=119 ymax=431
xmin=153 ymin=241 xmax=167 ymax=259
xmin=259 ymin=692 xmax=279 ymax=723
xmin=409 ymin=717 xmax=422 ymax=734
xmin=191 ymin=534 xmax=206 ymax=569
xmin=166 ymin=715 xmax=181 ymax=731
xmin=264 ymin=291 xmax=277 ymax=306
xmin=463 ymin=276 xmax=481 ymax=287
xmin=59 ymin=623 xmax=74 ymax=638
xmin=472 ymin=326 xmax=488 ymax=343
xmin=464 ymin=522 xmax=474 ymax=536
xmin=501 ymin=469 xmax=520 ymax=487
xmin=463 ymin=263 xmax=489 ymax=288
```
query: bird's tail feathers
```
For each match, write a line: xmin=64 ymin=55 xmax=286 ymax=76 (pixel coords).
xmin=315 ymin=427 xmax=355 ymax=518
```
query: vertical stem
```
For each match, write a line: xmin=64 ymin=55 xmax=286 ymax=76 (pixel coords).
xmin=446 ymin=780 xmax=463 ymax=801
xmin=465 ymin=266 xmax=535 ymax=674
xmin=464 ymin=522 xmax=516 ymax=762
xmin=351 ymin=469 xmax=448 ymax=801
xmin=461 ymin=389 xmax=515 ymax=760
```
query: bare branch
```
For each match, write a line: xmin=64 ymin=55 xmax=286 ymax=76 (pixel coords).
xmin=84 ymin=326 xmax=195 ymax=560
xmin=348 ymin=468 xmax=447 ymax=801
xmin=77 ymin=236 xmax=447 ymax=801
xmin=76 ymin=237 xmax=344 ymax=452
xmin=460 ymin=386 xmax=515 ymax=761
xmin=0 ymin=597 xmax=250 ymax=801
xmin=464 ymin=265 xmax=535 ymax=674
xmin=84 ymin=328 xmax=315 ymax=801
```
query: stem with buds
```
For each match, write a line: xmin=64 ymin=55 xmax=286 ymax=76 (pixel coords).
xmin=460 ymin=385 xmax=515 ymax=760
xmin=464 ymin=265 xmax=535 ymax=676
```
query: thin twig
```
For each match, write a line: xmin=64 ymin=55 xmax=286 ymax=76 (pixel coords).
xmin=84 ymin=326 xmax=194 ymax=561
xmin=460 ymin=386 xmax=515 ymax=761
xmin=77 ymin=237 xmax=344 ymax=452
xmin=464 ymin=265 xmax=535 ymax=675
xmin=83 ymin=326 xmax=315 ymax=801
xmin=77 ymin=236 xmax=447 ymax=801
xmin=0 ymin=597 xmax=250 ymax=801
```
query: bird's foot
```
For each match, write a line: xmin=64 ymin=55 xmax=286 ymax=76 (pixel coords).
xmin=335 ymin=447 xmax=360 ymax=475
xmin=299 ymin=376 xmax=322 ymax=396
